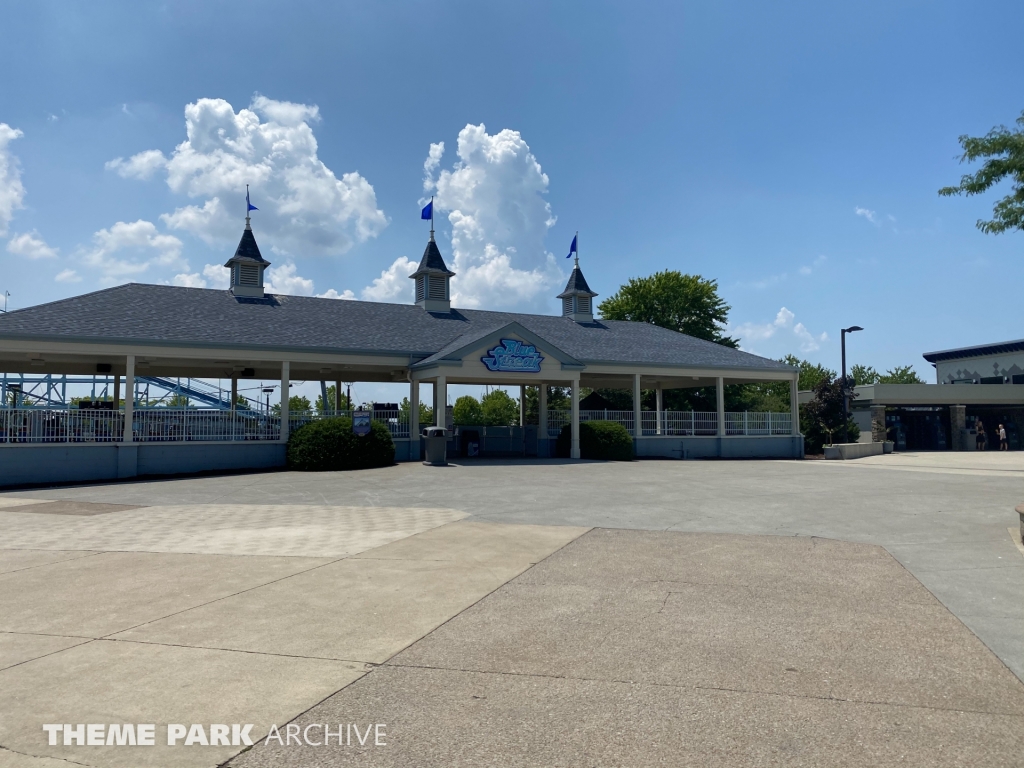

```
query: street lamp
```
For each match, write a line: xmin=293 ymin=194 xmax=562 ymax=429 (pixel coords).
xmin=841 ymin=325 xmax=864 ymax=444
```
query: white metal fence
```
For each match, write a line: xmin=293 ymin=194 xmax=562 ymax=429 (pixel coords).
xmin=0 ymin=407 xmax=412 ymax=444
xmin=546 ymin=410 xmax=791 ymax=438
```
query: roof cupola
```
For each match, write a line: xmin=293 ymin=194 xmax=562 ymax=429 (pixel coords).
xmin=409 ymin=230 xmax=455 ymax=312
xmin=224 ymin=189 xmax=270 ymax=298
xmin=558 ymin=255 xmax=598 ymax=323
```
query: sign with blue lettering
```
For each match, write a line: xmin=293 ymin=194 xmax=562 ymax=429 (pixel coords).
xmin=481 ymin=339 xmax=544 ymax=373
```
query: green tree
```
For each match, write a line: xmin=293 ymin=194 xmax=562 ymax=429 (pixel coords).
xmin=315 ymin=385 xmax=352 ymax=414
xmin=167 ymin=393 xmax=191 ymax=408
xmin=939 ymin=110 xmax=1024 ymax=234
xmin=481 ymin=389 xmax=520 ymax=426
xmin=850 ymin=364 xmax=879 ymax=386
xmin=878 ymin=365 xmax=924 ymax=384
xmin=399 ymin=396 xmax=433 ymax=426
xmin=598 ymin=271 xmax=738 ymax=347
xmin=452 ymin=395 xmax=485 ymax=425
xmin=272 ymin=395 xmax=312 ymax=414
xmin=780 ymin=354 xmax=836 ymax=392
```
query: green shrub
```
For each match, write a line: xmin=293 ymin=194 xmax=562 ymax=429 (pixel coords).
xmin=287 ymin=417 xmax=395 ymax=471
xmin=556 ymin=420 xmax=634 ymax=461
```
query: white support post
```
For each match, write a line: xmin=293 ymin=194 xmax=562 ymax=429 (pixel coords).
xmin=570 ymin=377 xmax=580 ymax=459
xmin=633 ymin=373 xmax=642 ymax=439
xmin=519 ymin=385 xmax=526 ymax=427
xmin=410 ymin=380 xmax=420 ymax=453
xmin=122 ymin=355 xmax=134 ymax=443
xmin=716 ymin=376 xmax=725 ymax=437
xmin=539 ymin=384 xmax=548 ymax=441
xmin=790 ymin=375 xmax=800 ymax=435
xmin=656 ymin=385 xmax=663 ymax=435
xmin=435 ymin=375 xmax=446 ymax=428
xmin=280 ymin=362 xmax=290 ymax=442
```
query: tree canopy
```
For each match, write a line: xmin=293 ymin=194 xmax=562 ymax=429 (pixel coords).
xmin=780 ymin=354 xmax=835 ymax=392
xmin=939 ymin=110 xmax=1024 ymax=234
xmin=598 ymin=270 xmax=738 ymax=347
xmin=851 ymin=364 xmax=924 ymax=385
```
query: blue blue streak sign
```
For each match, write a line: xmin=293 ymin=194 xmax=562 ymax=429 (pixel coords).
xmin=481 ymin=339 xmax=544 ymax=373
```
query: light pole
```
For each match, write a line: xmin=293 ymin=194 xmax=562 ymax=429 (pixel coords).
xmin=841 ymin=325 xmax=863 ymax=444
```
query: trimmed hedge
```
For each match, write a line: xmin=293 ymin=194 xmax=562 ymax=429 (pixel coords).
xmin=287 ymin=417 xmax=395 ymax=471
xmin=555 ymin=420 xmax=634 ymax=461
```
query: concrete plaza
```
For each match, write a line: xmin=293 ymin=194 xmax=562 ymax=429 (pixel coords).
xmin=0 ymin=453 xmax=1022 ymax=766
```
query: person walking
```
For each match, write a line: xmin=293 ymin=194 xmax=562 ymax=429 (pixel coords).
xmin=976 ymin=420 xmax=986 ymax=451
xmin=998 ymin=423 xmax=1008 ymax=451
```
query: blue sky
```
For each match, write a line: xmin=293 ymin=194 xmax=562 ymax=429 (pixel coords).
xmin=1 ymin=0 xmax=1023 ymax=402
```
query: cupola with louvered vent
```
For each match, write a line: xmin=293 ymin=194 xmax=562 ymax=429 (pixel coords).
xmin=224 ymin=214 xmax=270 ymax=298
xmin=557 ymin=256 xmax=598 ymax=323
xmin=409 ymin=231 xmax=455 ymax=312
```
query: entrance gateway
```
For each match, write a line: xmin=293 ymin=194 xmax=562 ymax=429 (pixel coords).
xmin=0 ymin=218 xmax=804 ymax=486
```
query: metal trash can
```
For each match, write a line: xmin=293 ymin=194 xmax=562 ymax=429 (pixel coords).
xmin=422 ymin=426 xmax=448 ymax=466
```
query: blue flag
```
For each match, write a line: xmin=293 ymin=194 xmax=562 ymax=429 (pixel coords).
xmin=421 ymin=200 xmax=433 ymax=220
xmin=566 ymin=234 xmax=577 ymax=258
xmin=246 ymin=189 xmax=258 ymax=212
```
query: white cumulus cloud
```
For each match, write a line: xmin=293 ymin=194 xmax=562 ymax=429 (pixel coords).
xmin=854 ymin=206 xmax=878 ymax=225
xmin=0 ymin=123 xmax=26 ymax=236
xmin=361 ymin=256 xmax=417 ymax=302
xmin=54 ymin=268 xmax=81 ymax=283
xmin=424 ymin=124 xmax=563 ymax=311
xmin=731 ymin=307 xmax=829 ymax=353
xmin=317 ymin=288 xmax=355 ymax=300
xmin=105 ymin=149 xmax=168 ymax=180
xmin=265 ymin=262 xmax=314 ymax=296
xmin=111 ymin=95 xmax=387 ymax=256
xmin=79 ymin=220 xmax=184 ymax=283
xmin=6 ymin=230 xmax=57 ymax=259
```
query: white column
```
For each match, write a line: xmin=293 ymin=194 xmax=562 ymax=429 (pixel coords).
xmin=435 ymin=375 xmax=446 ymax=428
xmin=716 ymin=376 xmax=725 ymax=437
xmin=539 ymin=384 xmax=548 ymax=442
xmin=122 ymin=355 xmax=134 ymax=443
xmin=790 ymin=375 xmax=800 ymax=435
xmin=519 ymin=385 xmax=526 ymax=427
xmin=410 ymin=380 xmax=420 ymax=448
xmin=633 ymin=373 xmax=642 ymax=439
xmin=655 ymin=385 xmax=663 ymax=435
xmin=570 ymin=377 xmax=580 ymax=459
xmin=280 ymin=361 xmax=290 ymax=442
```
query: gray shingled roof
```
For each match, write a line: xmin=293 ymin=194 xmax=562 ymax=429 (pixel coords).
xmin=0 ymin=283 xmax=793 ymax=371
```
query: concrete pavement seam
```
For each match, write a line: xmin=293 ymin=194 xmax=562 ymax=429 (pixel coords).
xmin=0 ymin=638 xmax=97 ymax=674
xmin=97 ymin=553 xmax=356 ymax=640
xmin=95 ymin=637 xmax=379 ymax=666
xmin=382 ymin=662 xmax=1024 ymax=718
xmin=0 ymin=551 xmax=105 ymax=577
xmin=0 ymin=743 xmax=94 ymax=767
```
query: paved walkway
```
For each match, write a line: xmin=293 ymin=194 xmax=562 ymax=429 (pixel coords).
xmin=234 ymin=529 xmax=1024 ymax=767
xmin=1 ymin=452 xmax=1022 ymax=766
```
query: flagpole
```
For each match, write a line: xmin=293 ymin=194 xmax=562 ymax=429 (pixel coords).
xmin=575 ymin=230 xmax=579 ymax=267
xmin=430 ymin=195 xmax=434 ymax=241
